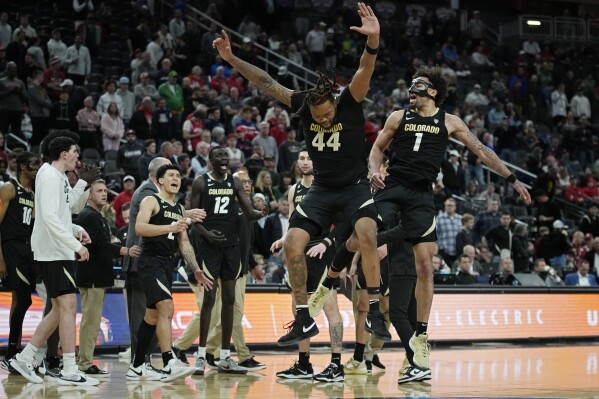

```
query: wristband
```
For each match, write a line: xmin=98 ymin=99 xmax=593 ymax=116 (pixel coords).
xmin=127 ymin=247 xmax=130 ymax=256
xmin=323 ymin=238 xmax=333 ymax=247
xmin=506 ymin=173 xmax=517 ymax=184
xmin=365 ymin=44 xmax=378 ymax=55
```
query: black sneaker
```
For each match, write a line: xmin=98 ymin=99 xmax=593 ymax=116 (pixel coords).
xmin=172 ymin=347 xmax=188 ymax=365
xmin=44 ymin=367 xmax=62 ymax=383
xmin=313 ymin=363 xmax=344 ymax=382
xmin=46 ymin=355 xmax=62 ymax=370
xmin=277 ymin=316 xmax=319 ymax=346
xmin=205 ymin=353 xmax=218 ymax=370
xmin=276 ymin=361 xmax=313 ymax=379
xmin=365 ymin=360 xmax=372 ymax=372
xmin=238 ymin=357 xmax=266 ymax=371
xmin=372 ymin=354 xmax=386 ymax=370
xmin=397 ymin=366 xmax=432 ymax=384
xmin=83 ymin=364 xmax=110 ymax=378
xmin=365 ymin=310 xmax=391 ymax=342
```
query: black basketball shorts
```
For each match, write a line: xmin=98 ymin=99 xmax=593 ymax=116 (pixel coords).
xmin=374 ymin=181 xmax=437 ymax=243
xmin=1 ymin=240 xmax=36 ymax=292
xmin=39 ymin=260 xmax=77 ymax=298
xmin=356 ymin=257 xmax=390 ymax=296
xmin=289 ymin=179 xmax=380 ymax=238
xmin=197 ymin=239 xmax=242 ymax=282
xmin=137 ymin=254 xmax=177 ymax=309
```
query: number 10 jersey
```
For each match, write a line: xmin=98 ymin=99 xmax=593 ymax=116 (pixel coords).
xmin=1 ymin=179 xmax=34 ymax=242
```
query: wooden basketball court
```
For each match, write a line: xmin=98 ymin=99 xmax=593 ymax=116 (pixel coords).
xmin=1 ymin=343 xmax=597 ymax=398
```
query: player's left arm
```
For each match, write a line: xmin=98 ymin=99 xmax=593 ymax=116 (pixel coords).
xmin=449 ymin=114 xmax=531 ymax=205
xmin=0 ymin=183 xmax=16 ymax=279
xmin=235 ymin=176 xmax=267 ymax=220
xmin=348 ymin=2 xmax=380 ymax=102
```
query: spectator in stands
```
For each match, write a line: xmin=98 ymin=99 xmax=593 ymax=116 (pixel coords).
xmin=441 ymin=149 xmax=464 ymax=195
xmin=490 ymin=257 xmax=520 ymax=285
xmin=26 ymin=37 xmax=45 ymax=71
xmin=146 ymin=33 xmax=163 ymax=69
xmin=64 ymin=35 xmax=91 ymax=86
xmin=535 ymin=190 xmax=561 ymax=231
xmin=0 ymin=12 xmax=11 ymax=49
xmin=565 ymin=259 xmax=597 ymax=286
xmin=158 ymin=70 xmax=184 ymax=126
xmin=478 ymin=182 xmax=502 ymax=207
xmin=551 ymin=83 xmax=568 ymax=125
xmin=157 ymin=23 xmax=175 ymax=50
xmin=27 ymin=69 xmax=52 ymax=146
xmin=471 ymin=46 xmax=494 ymax=71
xmin=225 ymin=133 xmax=244 ymax=172
xmin=190 ymin=141 xmax=210 ymax=177
xmin=134 ymin=72 xmax=159 ymax=104
xmin=474 ymin=199 xmax=500 ymax=245
xmin=169 ymin=9 xmax=185 ymax=39
xmin=76 ymin=95 xmax=102 ymax=150
xmin=117 ymin=129 xmax=143 ymax=181
xmin=305 ymin=21 xmax=326 ymax=69
xmin=461 ymin=244 xmax=482 ymax=275
xmin=151 ymin=97 xmax=176 ymax=143
xmin=113 ymin=175 xmax=136 ymax=228
xmin=97 ymin=80 xmax=124 ymax=116
xmin=485 ymin=211 xmax=513 ymax=258
xmin=539 ymin=220 xmax=572 ymax=267
xmin=570 ymin=84 xmax=591 ymax=119
xmin=580 ymin=203 xmax=599 ymax=237
xmin=441 ymin=36 xmax=458 ymax=63
xmin=0 ymin=46 xmax=6 ymax=73
xmin=467 ymin=10 xmax=484 ymax=42
xmin=582 ymin=177 xmax=599 ymax=201
xmin=254 ymin=169 xmax=279 ymax=210
xmin=12 ymin=15 xmax=36 ymax=44
xmin=455 ymin=254 xmax=477 ymax=285
xmin=276 ymin=65 xmax=299 ymax=92
xmin=137 ymin=139 xmax=156 ymax=181
xmin=532 ymin=259 xmax=564 ymax=287
xmin=278 ymin=126 xmax=300 ymax=173
xmin=464 ymin=83 xmax=489 ymax=109
xmin=263 ymin=196 xmax=290 ymax=252
xmin=436 ymin=198 xmax=462 ymax=266
xmin=245 ymin=144 xmax=265 ymax=181
xmin=455 ymin=213 xmax=475 ymax=255
xmin=512 ymin=223 xmax=532 ymax=272
xmin=583 ymin=237 xmax=599 ymax=275
xmin=286 ymin=42 xmax=304 ymax=72
xmin=238 ymin=14 xmax=260 ymax=41
xmin=576 ymin=116 xmax=596 ymax=169
xmin=49 ymin=86 xmax=77 ymax=132
xmin=116 ymin=77 xmax=136 ymax=128
xmin=522 ymin=36 xmax=540 ymax=57
xmin=59 ymin=78 xmax=90 ymax=112
xmin=487 ymin=102 xmax=506 ymax=132
xmin=187 ymin=65 xmax=205 ymax=88
xmin=182 ymin=105 xmax=205 ymax=153
xmin=177 ymin=153 xmax=193 ymax=180
xmin=0 ymin=62 xmax=24 ymax=141
xmin=129 ymin=96 xmax=153 ymax=141
xmin=571 ymin=230 xmax=588 ymax=268
xmin=101 ymin=102 xmax=125 ymax=152
xmin=199 ymin=23 xmax=219 ymax=71
xmin=46 ymin=30 xmax=66 ymax=66
xmin=432 ymin=253 xmax=451 ymax=274
xmin=253 ymin=121 xmax=278 ymax=164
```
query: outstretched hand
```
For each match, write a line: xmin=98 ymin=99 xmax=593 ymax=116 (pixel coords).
xmin=349 ymin=2 xmax=380 ymax=37
xmin=212 ymin=30 xmax=234 ymax=63
xmin=513 ymin=181 xmax=532 ymax=205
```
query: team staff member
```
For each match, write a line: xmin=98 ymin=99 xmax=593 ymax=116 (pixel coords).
xmin=191 ymin=147 xmax=267 ymax=375
xmin=369 ymin=66 xmax=532 ymax=369
xmin=127 ymin=164 xmax=212 ymax=382
xmin=76 ymin=179 xmax=142 ymax=377
xmin=0 ymin=152 xmax=40 ymax=369
xmin=213 ymin=2 xmax=388 ymax=346
xmin=10 ymin=136 xmax=99 ymax=386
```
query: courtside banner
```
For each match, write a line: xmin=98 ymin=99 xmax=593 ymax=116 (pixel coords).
xmin=1 ymin=291 xmax=598 ymax=346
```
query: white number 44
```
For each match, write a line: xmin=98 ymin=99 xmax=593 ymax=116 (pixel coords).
xmin=312 ymin=132 xmax=340 ymax=151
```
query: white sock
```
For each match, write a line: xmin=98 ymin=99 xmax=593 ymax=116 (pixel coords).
xmin=63 ymin=353 xmax=77 ymax=375
xmin=19 ymin=343 xmax=38 ymax=364
xmin=34 ymin=347 xmax=47 ymax=364
xmin=197 ymin=347 xmax=206 ymax=359
xmin=220 ymin=349 xmax=230 ymax=360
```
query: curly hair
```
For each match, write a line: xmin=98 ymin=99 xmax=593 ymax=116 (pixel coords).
xmin=412 ymin=66 xmax=448 ymax=106
xmin=293 ymin=67 xmax=339 ymax=116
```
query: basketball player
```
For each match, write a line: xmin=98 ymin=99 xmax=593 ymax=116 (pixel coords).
xmin=213 ymin=2 xmax=388 ymax=346
xmin=127 ymin=164 xmax=211 ymax=382
xmin=0 ymin=152 xmax=40 ymax=369
xmin=369 ymin=66 xmax=532 ymax=369
xmin=10 ymin=137 xmax=98 ymax=386
xmin=272 ymin=148 xmax=346 ymax=383
xmin=191 ymin=147 xmax=267 ymax=375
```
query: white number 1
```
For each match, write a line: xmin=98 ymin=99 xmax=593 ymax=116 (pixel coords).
xmin=413 ymin=132 xmax=423 ymax=151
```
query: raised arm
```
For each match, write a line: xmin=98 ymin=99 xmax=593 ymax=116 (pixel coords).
xmin=213 ymin=30 xmax=293 ymax=107
xmin=348 ymin=2 xmax=380 ymax=102
xmin=449 ymin=113 xmax=531 ymax=205
xmin=368 ymin=110 xmax=403 ymax=189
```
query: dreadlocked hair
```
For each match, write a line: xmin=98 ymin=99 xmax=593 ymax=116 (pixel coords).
xmin=293 ymin=67 xmax=339 ymax=117
xmin=412 ymin=66 xmax=448 ymax=106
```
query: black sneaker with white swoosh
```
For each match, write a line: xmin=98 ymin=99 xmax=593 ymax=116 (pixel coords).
xmin=277 ymin=315 xmax=319 ymax=346
xmin=276 ymin=361 xmax=313 ymax=379
xmin=313 ymin=363 xmax=344 ymax=382
xmin=397 ymin=366 xmax=432 ymax=384
xmin=365 ymin=310 xmax=391 ymax=342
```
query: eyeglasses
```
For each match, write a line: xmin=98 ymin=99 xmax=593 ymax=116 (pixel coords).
xmin=241 ymin=179 xmax=253 ymax=185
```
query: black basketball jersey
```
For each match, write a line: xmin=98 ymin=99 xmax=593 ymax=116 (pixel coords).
xmin=291 ymin=88 xmax=369 ymax=189
xmin=141 ymin=194 xmax=183 ymax=257
xmin=387 ymin=108 xmax=449 ymax=187
xmin=201 ymin=173 xmax=239 ymax=246
xmin=1 ymin=179 xmax=34 ymax=242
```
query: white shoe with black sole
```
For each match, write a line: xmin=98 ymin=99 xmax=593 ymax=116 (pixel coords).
xmin=58 ymin=370 xmax=100 ymax=386
xmin=9 ymin=355 xmax=43 ymax=383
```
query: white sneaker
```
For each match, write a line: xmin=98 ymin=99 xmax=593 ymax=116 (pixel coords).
xmin=308 ymin=284 xmax=332 ymax=317
xmin=126 ymin=363 xmax=164 ymax=381
xmin=58 ymin=370 xmax=100 ymax=386
xmin=161 ymin=358 xmax=194 ymax=382
xmin=9 ymin=354 xmax=43 ymax=383
xmin=217 ymin=357 xmax=248 ymax=374
xmin=409 ymin=333 xmax=430 ymax=369
xmin=118 ymin=348 xmax=131 ymax=358
xmin=344 ymin=357 xmax=368 ymax=375
xmin=194 ymin=356 xmax=206 ymax=375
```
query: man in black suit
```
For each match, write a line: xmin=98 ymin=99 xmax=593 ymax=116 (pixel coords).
xmin=263 ymin=197 xmax=290 ymax=252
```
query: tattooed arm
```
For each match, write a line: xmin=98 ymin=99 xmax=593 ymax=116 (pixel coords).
xmin=178 ymin=229 xmax=213 ymax=290
xmin=449 ymin=114 xmax=531 ymax=204
xmin=213 ymin=30 xmax=293 ymax=107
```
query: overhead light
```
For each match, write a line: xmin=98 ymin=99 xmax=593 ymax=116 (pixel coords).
xmin=526 ymin=20 xmax=541 ymax=26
